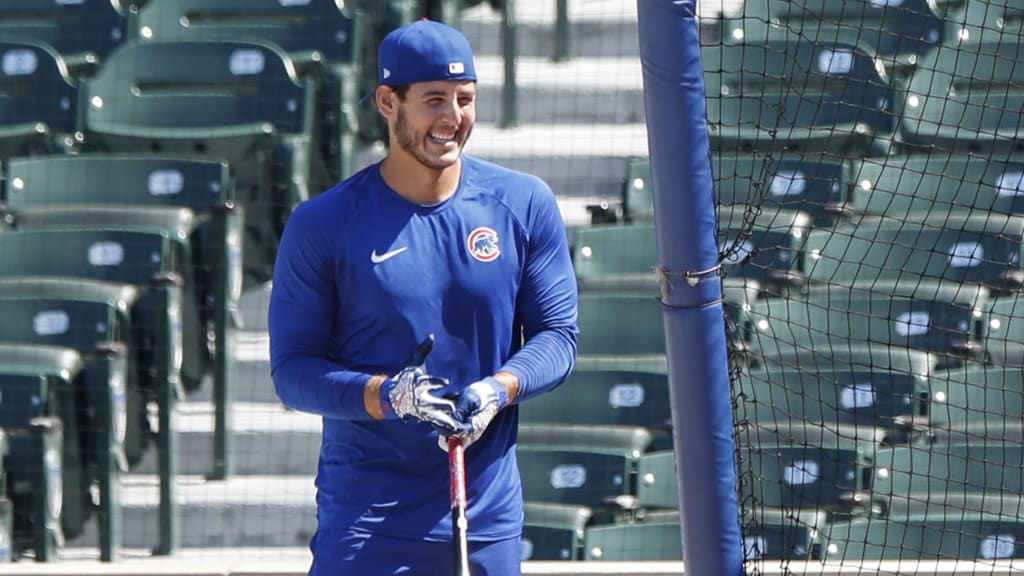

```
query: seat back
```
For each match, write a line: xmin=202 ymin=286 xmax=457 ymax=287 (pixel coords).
xmin=703 ymin=36 xmax=894 ymax=154
xmin=0 ymin=39 xmax=77 ymax=156
xmin=849 ymin=154 xmax=1024 ymax=218
xmin=902 ymin=42 xmax=1024 ymax=153
xmin=136 ymin=0 xmax=358 ymax=67
xmin=804 ymin=213 xmax=1024 ymax=290
xmin=723 ymin=0 xmax=943 ymax=69
xmin=0 ymin=0 xmax=128 ymax=62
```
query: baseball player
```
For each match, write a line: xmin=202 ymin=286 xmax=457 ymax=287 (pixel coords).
xmin=269 ymin=19 xmax=578 ymax=575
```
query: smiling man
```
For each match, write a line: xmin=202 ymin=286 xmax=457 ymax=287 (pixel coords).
xmin=268 ymin=19 xmax=579 ymax=576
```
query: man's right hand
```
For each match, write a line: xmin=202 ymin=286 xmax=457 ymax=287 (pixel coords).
xmin=379 ymin=335 xmax=464 ymax=436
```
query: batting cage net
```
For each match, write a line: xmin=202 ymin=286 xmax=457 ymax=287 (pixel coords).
xmin=3 ymin=0 xmax=1024 ymax=575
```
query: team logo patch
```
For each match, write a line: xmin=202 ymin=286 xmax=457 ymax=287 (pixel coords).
xmin=467 ymin=227 xmax=500 ymax=262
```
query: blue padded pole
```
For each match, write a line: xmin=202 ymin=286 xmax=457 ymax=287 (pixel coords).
xmin=636 ymin=1 xmax=743 ymax=574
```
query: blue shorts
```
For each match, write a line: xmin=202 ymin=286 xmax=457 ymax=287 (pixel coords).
xmin=308 ymin=528 xmax=522 ymax=576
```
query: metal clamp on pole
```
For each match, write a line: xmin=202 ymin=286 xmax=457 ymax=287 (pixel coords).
xmin=656 ymin=263 xmax=722 ymax=299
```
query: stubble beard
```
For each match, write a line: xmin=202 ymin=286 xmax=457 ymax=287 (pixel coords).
xmin=394 ymin=106 xmax=472 ymax=171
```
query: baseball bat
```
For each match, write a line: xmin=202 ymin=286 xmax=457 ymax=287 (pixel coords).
xmin=448 ymin=437 xmax=471 ymax=576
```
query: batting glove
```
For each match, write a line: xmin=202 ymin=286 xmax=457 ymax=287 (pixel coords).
xmin=451 ymin=376 xmax=509 ymax=447
xmin=380 ymin=335 xmax=465 ymax=436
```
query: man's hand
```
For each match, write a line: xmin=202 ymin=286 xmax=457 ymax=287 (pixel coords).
xmin=452 ymin=376 xmax=510 ymax=446
xmin=380 ymin=335 xmax=464 ymax=436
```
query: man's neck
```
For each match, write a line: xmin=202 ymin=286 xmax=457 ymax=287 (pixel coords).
xmin=379 ymin=153 xmax=462 ymax=206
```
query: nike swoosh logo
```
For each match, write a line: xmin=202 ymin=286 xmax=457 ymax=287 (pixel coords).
xmin=371 ymin=246 xmax=408 ymax=264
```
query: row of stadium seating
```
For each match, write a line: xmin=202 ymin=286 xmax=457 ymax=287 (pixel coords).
xmin=0 ymin=0 xmax=505 ymax=562
xmin=549 ymin=0 xmax=1024 ymax=557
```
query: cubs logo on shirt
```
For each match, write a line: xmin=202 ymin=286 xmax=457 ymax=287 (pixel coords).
xmin=467 ymin=227 xmax=500 ymax=262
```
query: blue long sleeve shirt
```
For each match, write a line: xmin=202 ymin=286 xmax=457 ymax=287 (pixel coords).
xmin=268 ymin=156 xmax=578 ymax=541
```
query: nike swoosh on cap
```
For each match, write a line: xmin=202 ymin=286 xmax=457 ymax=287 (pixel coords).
xmin=371 ymin=246 xmax=408 ymax=264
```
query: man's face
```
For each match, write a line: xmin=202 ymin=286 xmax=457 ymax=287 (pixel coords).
xmin=391 ymin=80 xmax=477 ymax=170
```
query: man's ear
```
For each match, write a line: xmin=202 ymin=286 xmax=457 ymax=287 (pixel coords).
xmin=376 ymin=86 xmax=398 ymax=120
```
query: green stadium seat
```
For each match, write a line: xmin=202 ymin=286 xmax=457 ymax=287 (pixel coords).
xmin=738 ymin=360 xmax=930 ymax=445
xmin=748 ymin=281 xmax=989 ymax=368
xmin=635 ymin=449 xmax=677 ymax=510
xmin=722 ymin=0 xmax=943 ymax=76
xmin=0 ymin=0 xmax=129 ymax=77
xmin=718 ymin=206 xmax=812 ymax=295
xmin=982 ymin=294 xmax=1024 ymax=366
xmin=625 ymin=153 xmax=850 ymax=227
xmin=79 ymin=38 xmax=330 ymax=286
xmin=848 ymin=154 xmax=1024 ymax=220
xmin=583 ymin=519 xmax=683 ymax=561
xmin=577 ymin=291 xmax=665 ymax=361
xmin=0 ymin=280 xmax=144 ymax=558
xmin=703 ymin=35 xmax=895 ymax=156
xmin=135 ymin=0 xmax=361 ymax=179
xmin=872 ymin=443 xmax=1024 ymax=519
xmin=0 ymin=344 xmax=85 ymax=560
xmin=929 ymin=366 xmax=1024 ymax=430
xmin=901 ymin=42 xmax=1024 ymax=154
xmin=945 ymin=0 xmax=1024 ymax=47
xmin=5 ymin=154 xmax=244 ymax=392
xmin=740 ymin=422 xmax=880 ymax=518
xmin=519 ymin=366 xmax=672 ymax=449
xmin=803 ymin=213 xmax=1024 ymax=294
xmin=521 ymin=502 xmax=592 ymax=561
xmin=574 ymin=206 xmax=810 ymax=295
xmin=820 ymin=512 xmax=1024 ymax=561
xmin=0 ymin=39 xmax=78 ymax=158
xmin=517 ymin=424 xmax=652 ymax=521
xmin=744 ymin=507 xmax=829 ymax=561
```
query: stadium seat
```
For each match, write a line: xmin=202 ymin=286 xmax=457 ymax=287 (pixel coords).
xmin=718 ymin=206 xmax=813 ymax=296
xmin=574 ymin=206 xmax=810 ymax=295
xmin=743 ymin=507 xmax=829 ymax=561
xmin=0 ymin=0 xmax=129 ymax=77
xmin=0 ymin=345 xmax=85 ymax=560
xmin=517 ymin=424 xmax=653 ymax=521
xmin=901 ymin=41 xmax=1024 ymax=154
xmin=79 ymin=38 xmax=330 ymax=286
xmin=848 ymin=154 xmax=1024 ymax=220
xmin=945 ymin=0 xmax=1024 ymax=47
xmin=576 ymin=291 xmax=665 ymax=360
xmin=929 ymin=366 xmax=1024 ymax=430
xmin=0 ymin=279 xmax=145 ymax=558
xmin=519 ymin=366 xmax=672 ymax=449
xmin=702 ymin=34 xmax=895 ymax=156
xmin=624 ymin=153 xmax=850 ymax=227
xmin=748 ymin=280 xmax=989 ymax=368
xmin=635 ymin=449 xmax=677 ymax=510
xmin=803 ymin=212 xmax=1024 ymax=295
xmin=583 ymin=519 xmax=683 ymax=561
xmin=4 ymin=154 xmax=243 ymax=392
xmin=740 ymin=422 xmax=880 ymax=518
xmin=521 ymin=502 xmax=592 ymax=561
xmin=0 ymin=39 xmax=78 ymax=158
xmin=135 ymin=0 xmax=360 ymax=179
xmin=722 ymin=0 xmax=943 ymax=76
xmin=981 ymin=293 xmax=1024 ymax=366
xmin=819 ymin=512 xmax=1024 ymax=561
xmin=872 ymin=443 xmax=1024 ymax=518
xmin=738 ymin=360 xmax=931 ymax=445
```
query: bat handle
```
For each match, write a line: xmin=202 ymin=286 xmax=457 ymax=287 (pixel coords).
xmin=448 ymin=438 xmax=472 ymax=576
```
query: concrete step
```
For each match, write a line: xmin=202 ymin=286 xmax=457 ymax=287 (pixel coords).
xmin=68 ymin=475 xmax=316 ymax=550
xmin=132 ymin=402 xmax=320 ymax=477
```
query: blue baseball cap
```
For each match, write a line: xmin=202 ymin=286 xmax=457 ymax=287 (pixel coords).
xmin=377 ymin=20 xmax=477 ymax=87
